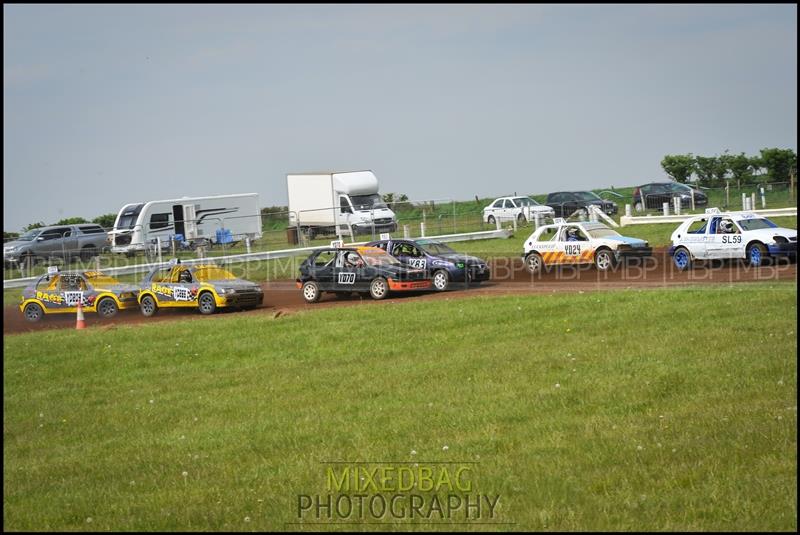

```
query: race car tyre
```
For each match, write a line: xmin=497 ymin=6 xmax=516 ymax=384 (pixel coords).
xmin=746 ymin=242 xmax=767 ymax=267
xmin=673 ymin=247 xmax=692 ymax=271
xmin=80 ymin=245 xmax=98 ymax=262
xmin=302 ymin=281 xmax=321 ymax=303
xmin=97 ymin=297 xmax=118 ymax=319
xmin=524 ymin=252 xmax=543 ymax=274
xmin=369 ymin=277 xmax=389 ymax=300
xmin=140 ymin=295 xmax=158 ymax=317
xmin=24 ymin=302 xmax=44 ymax=322
xmin=198 ymin=292 xmax=217 ymax=315
xmin=487 ymin=215 xmax=496 ymax=226
xmin=432 ymin=269 xmax=450 ymax=291
xmin=594 ymin=248 xmax=616 ymax=271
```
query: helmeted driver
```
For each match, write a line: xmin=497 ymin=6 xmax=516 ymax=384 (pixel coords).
xmin=719 ymin=220 xmax=734 ymax=234
xmin=179 ymin=270 xmax=193 ymax=283
xmin=566 ymin=227 xmax=580 ymax=241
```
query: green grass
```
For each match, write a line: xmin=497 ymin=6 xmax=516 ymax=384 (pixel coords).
xmin=3 ymin=283 xmax=797 ymax=531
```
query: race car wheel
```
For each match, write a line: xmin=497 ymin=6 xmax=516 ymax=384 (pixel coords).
xmin=97 ymin=297 xmax=118 ymax=319
xmin=594 ymin=249 xmax=616 ymax=271
xmin=432 ymin=270 xmax=450 ymax=291
xmin=746 ymin=242 xmax=766 ymax=267
xmin=369 ymin=277 xmax=389 ymax=300
xmin=24 ymin=302 xmax=44 ymax=322
xmin=302 ymin=281 xmax=321 ymax=303
xmin=140 ymin=295 xmax=158 ymax=317
xmin=673 ymin=247 xmax=692 ymax=271
xmin=524 ymin=252 xmax=543 ymax=274
xmin=198 ymin=292 xmax=217 ymax=315
xmin=487 ymin=215 xmax=496 ymax=226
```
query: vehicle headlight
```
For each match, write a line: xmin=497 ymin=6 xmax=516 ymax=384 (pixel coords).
xmin=220 ymin=288 xmax=237 ymax=295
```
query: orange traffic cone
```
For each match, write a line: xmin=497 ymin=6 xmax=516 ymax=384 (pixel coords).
xmin=76 ymin=300 xmax=86 ymax=330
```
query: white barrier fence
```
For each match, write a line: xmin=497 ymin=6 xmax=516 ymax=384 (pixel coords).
xmin=619 ymin=207 xmax=797 ymax=226
xmin=3 ymin=228 xmax=514 ymax=289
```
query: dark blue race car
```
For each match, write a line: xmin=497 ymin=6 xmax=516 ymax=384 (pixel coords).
xmin=365 ymin=238 xmax=490 ymax=291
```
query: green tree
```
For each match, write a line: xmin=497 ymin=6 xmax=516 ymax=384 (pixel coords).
xmin=725 ymin=152 xmax=753 ymax=185
xmin=23 ymin=221 xmax=45 ymax=232
xmin=92 ymin=213 xmax=117 ymax=229
xmin=759 ymin=148 xmax=797 ymax=183
xmin=55 ymin=217 xmax=89 ymax=225
xmin=660 ymin=154 xmax=695 ymax=183
xmin=4 ymin=231 xmax=20 ymax=241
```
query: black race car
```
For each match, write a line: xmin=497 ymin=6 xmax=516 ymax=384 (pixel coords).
xmin=297 ymin=246 xmax=431 ymax=302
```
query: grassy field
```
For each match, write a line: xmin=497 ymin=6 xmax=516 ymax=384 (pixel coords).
xmin=3 ymin=283 xmax=797 ymax=531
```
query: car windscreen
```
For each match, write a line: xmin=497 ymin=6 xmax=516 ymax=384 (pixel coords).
xmin=350 ymin=194 xmax=387 ymax=211
xmin=194 ymin=267 xmax=237 ymax=280
xmin=513 ymin=197 xmax=540 ymax=207
xmin=573 ymin=191 xmax=602 ymax=201
xmin=16 ymin=229 xmax=42 ymax=241
xmin=737 ymin=218 xmax=778 ymax=231
xmin=665 ymin=183 xmax=691 ymax=193
xmin=360 ymin=249 xmax=401 ymax=266
xmin=586 ymin=227 xmax=622 ymax=239
xmin=418 ymin=241 xmax=456 ymax=255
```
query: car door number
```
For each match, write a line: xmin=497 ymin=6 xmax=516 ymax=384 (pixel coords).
xmin=565 ymin=244 xmax=581 ymax=255
xmin=338 ymin=273 xmax=356 ymax=284
xmin=721 ymin=235 xmax=742 ymax=244
xmin=407 ymin=258 xmax=426 ymax=269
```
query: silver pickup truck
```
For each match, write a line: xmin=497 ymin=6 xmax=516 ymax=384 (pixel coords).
xmin=4 ymin=224 xmax=110 ymax=265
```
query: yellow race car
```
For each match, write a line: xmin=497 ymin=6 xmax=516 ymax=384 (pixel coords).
xmin=137 ymin=262 xmax=263 ymax=316
xmin=19 ymin=270 xmax=139 ymax=322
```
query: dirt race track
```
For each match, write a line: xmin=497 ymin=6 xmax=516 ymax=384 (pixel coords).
xmin=4 ymin=250 xmax=796 ymax=335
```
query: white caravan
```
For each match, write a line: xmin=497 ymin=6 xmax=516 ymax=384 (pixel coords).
xmin=286 ymin=170 xmax=397 ymax=238
xmin=108 ymin=193 xmax=262 ymax=255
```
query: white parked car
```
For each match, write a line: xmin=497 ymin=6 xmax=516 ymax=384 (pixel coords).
xmin=669 ymin=209 xmax=797 ymax=270
xmin=483 ymin=196 xmax=555 ymax=225
xmin=522 ymin=219 xmax=652 ymax=273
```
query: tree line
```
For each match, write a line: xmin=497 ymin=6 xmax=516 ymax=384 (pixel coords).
xmin=661 ymin=148 xmax=797 ymax=187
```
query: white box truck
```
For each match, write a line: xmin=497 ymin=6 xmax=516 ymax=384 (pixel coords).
xmin=108 ymin=193 xmax=262 ymax=255
xmin=286 ymin=170 xmax=398 ymax=238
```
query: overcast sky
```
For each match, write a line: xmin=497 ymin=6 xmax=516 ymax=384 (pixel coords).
xmin=3 ymin=4 xmax=797 ymax=231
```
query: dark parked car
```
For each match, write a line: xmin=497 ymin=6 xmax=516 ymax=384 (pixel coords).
xmin=4 ymin=224 xmax=109 ymax=266
xmin=366 ymin=238 xmax=490 ymax=291
xmin=545 ymin=191 xmax=618 ymax=219
xmin=633 ymin=182 xmax=707 ymax=211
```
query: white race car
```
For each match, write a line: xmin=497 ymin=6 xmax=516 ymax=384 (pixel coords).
xmin=483 ymin=196 xmax=555 ymax=225
xmin=522 ymin=220 xmax=652 ymax=273
xmin=669 ymin=209 xmax=797 ymax=270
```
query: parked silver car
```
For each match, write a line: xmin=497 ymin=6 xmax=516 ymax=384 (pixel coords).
xmin=4 ymin=224 xmax=109 ymax=265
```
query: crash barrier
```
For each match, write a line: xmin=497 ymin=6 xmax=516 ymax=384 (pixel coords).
xmin=3 ymin=228 xmax=514 ymax=289
xmin=619 ymin=206 xmax=797 ymax=226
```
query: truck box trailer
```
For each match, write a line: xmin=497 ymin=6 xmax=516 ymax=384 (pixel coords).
xmin=286 ymin=170 xmax=397 ymax=238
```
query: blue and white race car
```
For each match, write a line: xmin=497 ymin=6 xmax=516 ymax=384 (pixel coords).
xmin=365 ymin=238 xmax=490 ymax=291
xmin=669 ymin=209 xmax=797 ymax=270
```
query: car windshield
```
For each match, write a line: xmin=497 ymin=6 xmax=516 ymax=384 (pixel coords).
xmin=737 ymin=218 xmax=778 ymax=231
xmin=513 ymin=197 xmax=540 ymax=207
xmin=16 ymin=229 xmax=42 ymax=241
xmin=573 ymin=191 xmax=602 ymax=201
xmin=418 ymin=241 xmax=456 ymax=255
xmin=350 ymin=194 xmax=387 ymax=211
xmin=665 ymin=183 xmax=691 ymax=192
xmin=359 ymin=249 xmax=401 ymax=266
xmin=194 ymin=267 xmax=237 ymax=280
xmin=586 ymin=227 xmax=622 ymax=239
xmin=83 ymin=271 xmax=122 ymax=286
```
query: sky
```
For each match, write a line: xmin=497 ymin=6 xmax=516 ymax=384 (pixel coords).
xmin=3 ymin=4 xmax=797 ymax=231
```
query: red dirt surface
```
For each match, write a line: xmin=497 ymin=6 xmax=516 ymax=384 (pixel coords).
xmin=4 ymin=251 xmax=795 ymax=335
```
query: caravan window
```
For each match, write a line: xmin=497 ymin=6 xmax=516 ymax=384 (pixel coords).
xmin=149 ymin=213 xmax=170 ymax=230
